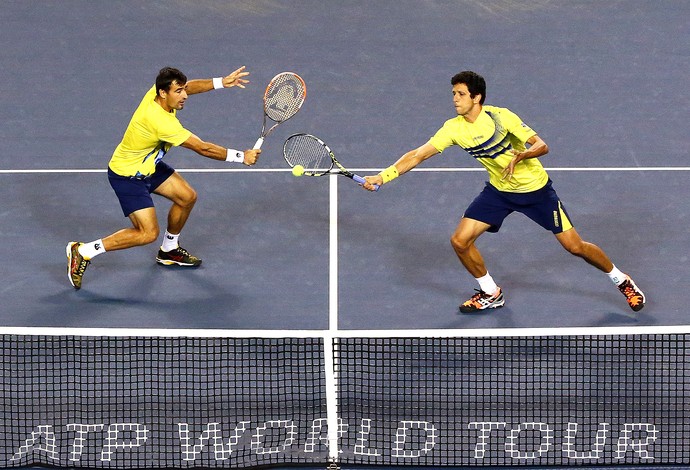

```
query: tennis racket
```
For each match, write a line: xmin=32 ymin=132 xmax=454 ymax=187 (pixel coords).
xmin=283 ymin=133 xmax=379 ymax=191
xmin=253 ymin=72 xmax=306 ymax=149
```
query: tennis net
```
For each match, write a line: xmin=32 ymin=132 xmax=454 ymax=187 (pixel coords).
xmin=0 ymin=326 xmax=688 ymax=468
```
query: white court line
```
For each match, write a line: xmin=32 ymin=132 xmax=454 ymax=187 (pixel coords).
xmin=329 ymin=175 xmax=339 ymax=333
xmin=1 ymin=167 xmax=690 ymax=174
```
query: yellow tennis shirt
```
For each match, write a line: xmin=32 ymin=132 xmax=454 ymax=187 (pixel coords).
xmin=429 ymin=105 xmax=549 ymax=193
xmin=108 ymin=86 xmax=192 ymax=178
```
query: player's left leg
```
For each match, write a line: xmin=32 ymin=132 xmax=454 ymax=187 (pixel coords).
xmin=152 ymin=171 xmax=201 ymax=267
xmin=555 ymin=227 xmax=645 ymax=311
xmin=520 ymin=180 xmax=645 ymax=311
xmin=555 ymin=227 xmax=613 ymax=272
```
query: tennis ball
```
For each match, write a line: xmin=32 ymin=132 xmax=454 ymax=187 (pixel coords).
xmin=292 ymin=165 xmax=305 ymax=177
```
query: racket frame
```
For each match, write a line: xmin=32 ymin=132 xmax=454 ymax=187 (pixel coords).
xmin=254 ymin=72 xmax=306 ymax=149
xmin=283 ymin=133 xmax=379 ymax=190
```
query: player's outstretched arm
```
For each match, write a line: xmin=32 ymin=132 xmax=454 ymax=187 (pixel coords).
xmin=180 ymin=133 xmax=261 ymax=166
xmin=186 ymin=66 xmax=250 ymax=95
xmin=362 ymin=142 xmax=438 ymax=191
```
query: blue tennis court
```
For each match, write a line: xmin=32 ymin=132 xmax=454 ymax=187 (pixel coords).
xmin=1 ymin=0 xmax=688 ymax=328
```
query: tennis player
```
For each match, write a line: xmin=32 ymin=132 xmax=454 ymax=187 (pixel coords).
xmin=67 ymin=66 xmax=261 ymax=289
xmin=363 ymin=71 xmax=645 ymax=312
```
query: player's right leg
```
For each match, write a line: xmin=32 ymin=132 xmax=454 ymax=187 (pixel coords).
xmin=66 ymin=242 xmax=90 ymax=289
xmin=67 ymin=166 xmax=163 ymax=289
xmin=67 ymin=207 xmax=160 ymax=289
xmin=450 ymin=217 xmax=492 ymax=278
xmin=452 ymin=186 xmax=510 ymax=313
xmin=103 ymin=207 xmax=161 ymax=250
xmin=451 ymin=217 xmax=504 ymax=313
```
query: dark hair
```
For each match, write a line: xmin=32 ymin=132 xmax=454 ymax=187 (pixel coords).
xmin=156 ymin=67 xmax=187 ymax=95
xmin=451 ymin=71 xmax=486 ymax=104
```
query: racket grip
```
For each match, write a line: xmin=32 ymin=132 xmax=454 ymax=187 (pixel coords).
xmin=253 ymin=137 xmax=264 ymax=150
xmin=353 ymin=174 xmax=380 ymax=191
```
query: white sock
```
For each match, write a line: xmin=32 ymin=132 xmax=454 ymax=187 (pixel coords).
xmin=78 ymin=239 xmax=106 ymax=260
xmin=476 ymin=272 xmax=499 ymax=295
xmin=607 ymin=265 xmax=627 ymax=285
xmin=161 ymin=231 xmax=179 ymax=252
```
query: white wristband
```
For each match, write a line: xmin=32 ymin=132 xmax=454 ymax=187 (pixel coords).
xmin=212 ymin=77 xmax=224 ymax=90
xmin=226 ymin=148 xmax=245 ymax=163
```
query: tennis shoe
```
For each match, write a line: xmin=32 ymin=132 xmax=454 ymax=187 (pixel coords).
xmin=617 ymin=275 xmax=645 ymax=311
xmin=459 ymin=288 xmax=505 ymax=313
xmin=66 ymin=242 xmax=90 ymax=290
xmin=156 ymin=246 xmax=202 ymax=267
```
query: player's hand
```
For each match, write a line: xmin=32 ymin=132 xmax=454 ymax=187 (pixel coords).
xmin=501 ymin=151 xmax=521 ymax=182
xmin=362 ymin=175 xmax=383 ymax=192
xmin=243 ymin=148 xmax=261 ymax=166
xmin=223 ymin=66 xmax=250 ymax=89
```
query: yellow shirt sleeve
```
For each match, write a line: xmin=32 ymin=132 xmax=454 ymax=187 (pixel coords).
xmin=494 ymin=106 xmax=536 ymax=151
xmin=428 ymin=118 xmax=458 ymax=153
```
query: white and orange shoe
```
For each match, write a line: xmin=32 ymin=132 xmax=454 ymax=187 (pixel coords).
xmin=617 ymin=275 xmax=645 ymax=311
xmin=459 ymin=288 xmax=505 ymax=313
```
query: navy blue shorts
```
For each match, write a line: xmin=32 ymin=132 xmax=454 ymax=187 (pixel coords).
xmin=464 ymin=180 xmax=574 ymax=234
xmin=108 ymin=161 xmax=176 ymax=217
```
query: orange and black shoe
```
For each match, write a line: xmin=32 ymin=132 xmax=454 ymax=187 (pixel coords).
xmin=618 ymin=275 xmax=645 ymax=311
xmin=156 ymin=246 xmax=202 ymax=267
xmin=66 ymin=242 xmax=90 ymax=289
xmin=459 ymin=288 xmax=505 ymax=313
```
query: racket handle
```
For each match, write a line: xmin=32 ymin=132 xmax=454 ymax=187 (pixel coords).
xmin=353 ymin=174 xmax=380 ymax=191
xmin=253 ymin=137 xmax=264 ymax=150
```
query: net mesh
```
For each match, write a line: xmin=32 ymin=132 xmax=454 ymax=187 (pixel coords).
xmin=1 ymin=332 xmax=689 ymax=468
xmin=335 ymin=335 xmax=690 ymax=466
xmin=0 ymin=336 xmax=325 ymax=468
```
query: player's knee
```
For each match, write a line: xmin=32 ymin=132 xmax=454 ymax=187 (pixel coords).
xmin=139 ymin=227 xmax=160 ymax=246
xmin=181 ymin=188 xmax=198 ymax=208
xmin=563 ymin=239 xmax=586 ymax=257
xmin=450 ymin=233 xmax=471 ymax=253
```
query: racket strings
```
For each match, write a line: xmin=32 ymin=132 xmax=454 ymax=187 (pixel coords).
xmin=265 ymin=75 xmax=306 ymax=122
xmin=284 ymin=136 xmax=332 ymax=173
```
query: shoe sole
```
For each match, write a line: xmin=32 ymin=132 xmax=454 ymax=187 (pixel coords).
xmin=66 ymin=242 xmax=79 ymax=289
xmin=459 ymin=299 xmax=505 ymax=313
xmin=156 ymin=258 xmax=202 ymax=267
